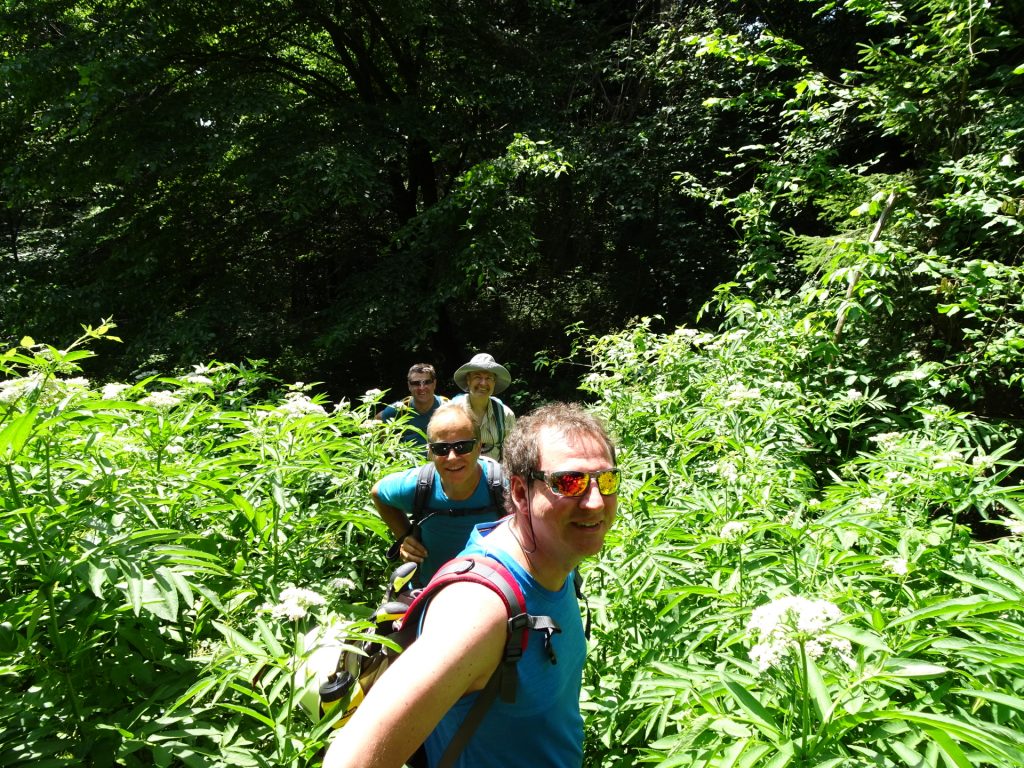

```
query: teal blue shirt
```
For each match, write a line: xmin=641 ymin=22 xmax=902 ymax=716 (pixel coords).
xmin=379 ymin=395 xmax=445 ymax=446
xmin=376 ymin=460 xmax=503 ymax=586
xmin=423 ymin=523 xmax=587 ymax=767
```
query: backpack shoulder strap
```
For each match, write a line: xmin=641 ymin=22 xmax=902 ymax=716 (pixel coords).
xmin=411 ymin=463 xmax=435 ymax=525
xmin=479 ymin=457 xmax=506 ymax=514
xmin=395 ymin=556 xmax=561 ymax=768
xmin=490 ymin=397 xmax=505 ymax=450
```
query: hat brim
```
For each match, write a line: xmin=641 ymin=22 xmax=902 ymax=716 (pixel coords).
xmin=454 ymin=362 xmax=511 ymax=394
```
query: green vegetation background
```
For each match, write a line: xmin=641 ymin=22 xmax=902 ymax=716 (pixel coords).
xmin=3 ymin=0 xmax=1024 ymax=766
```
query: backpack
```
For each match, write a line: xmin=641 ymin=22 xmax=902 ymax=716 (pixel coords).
xmin=386 ymin=457 xmax=505 ymax=561
xmin=309 ymin=556 xmax=562 ymax=768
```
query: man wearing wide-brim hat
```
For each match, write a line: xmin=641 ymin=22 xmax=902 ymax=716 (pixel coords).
xmin=452 ymin=353 xmax=516 ymax=461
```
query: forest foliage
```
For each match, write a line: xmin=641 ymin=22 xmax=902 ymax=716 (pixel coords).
xmin=3 ymin=0 xmax=1024 ymax=766
xmin=4 ymin=0 xmax=1019 ymax=408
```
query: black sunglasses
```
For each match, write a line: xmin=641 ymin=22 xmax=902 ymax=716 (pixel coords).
xmin=428 ymin=439 xmax=478 ymax=456
xmin=408 ymin=379 xmax=434 ymax=387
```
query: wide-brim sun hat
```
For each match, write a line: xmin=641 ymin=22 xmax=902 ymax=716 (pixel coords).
xmin=454 ymin=353 xmax=511 ymax=394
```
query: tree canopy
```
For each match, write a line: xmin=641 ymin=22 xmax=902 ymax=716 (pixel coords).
xmin=2 ymin=0 xmax=1023 ymax=418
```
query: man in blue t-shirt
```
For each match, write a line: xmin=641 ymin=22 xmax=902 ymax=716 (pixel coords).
xmin=371 ymin=402 xmax=505 ymax=586
xmin=375 ymin=363 xmax=447 ymax=447
xmin=326 ymin=403 xmax=619 ymax=768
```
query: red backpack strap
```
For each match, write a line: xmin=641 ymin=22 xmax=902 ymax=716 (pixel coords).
xmin=393 ymin=555 xmax=562 ymax=768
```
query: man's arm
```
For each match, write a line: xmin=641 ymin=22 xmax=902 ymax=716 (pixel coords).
xmin=371 ymin=480 xmax=427 ymax=564
xmin=322 ymin=582 xmax=508 ymax=768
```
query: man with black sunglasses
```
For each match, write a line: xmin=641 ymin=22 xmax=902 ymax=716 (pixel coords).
xmin=375 ymin=363 xmax=448 ymax=447
xmin=326 ymin=403 xmax=618 ymax=768
xmin=371 ymin=403 xmax=506 ymax=587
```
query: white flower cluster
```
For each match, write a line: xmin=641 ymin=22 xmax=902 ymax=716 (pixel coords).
xmin=181 ymin=373 xmax=214 ymax=387
xmin=0 ymin=374 xmax=93 ymax=407
xmin=275 ymin=392 xmax=327 ymax=418
xmin=102 ymin=382 xmax=132 ymax=400
xmin=720 ymin=521 xmax=750 ymax=540
xmin=361 ymin=388 xmax=384 ymax=403
xmin=1004 ymin=518 xmax=1024 ymax=537
xmin=747 ymin=595 xmax=852 ymax=674
xmin=883 ymin=557 xmax=909 ymax=575
xmin=264 ymin=586 xmax=327 ymax=621
xmin=0 ymin=375 xmax=40 ymax=404
xmin=724 ymin=383 xmax=761 ymax=407
xmin=138 ymin=390 xmax=182 ymax=409
xmin=715 ymin=459 xmax=740 ymax=484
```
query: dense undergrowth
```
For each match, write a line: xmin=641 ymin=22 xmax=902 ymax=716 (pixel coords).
xmin=3 ymin=260 xmax=1024 ymax=768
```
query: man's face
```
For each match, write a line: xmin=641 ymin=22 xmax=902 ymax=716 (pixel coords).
xmin=522 ymin=426 xmax=617 ymax=569
xmin=428 ymin=412 xmax=481 ymax=489
xmin=467 ymin=370 xmax=496 ymax=399
xmin=407 ymin=372 xmax=436 ymax=405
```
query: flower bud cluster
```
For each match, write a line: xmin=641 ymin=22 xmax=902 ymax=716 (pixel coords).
xmin=747 ymin=595 xmax=852 ymax=674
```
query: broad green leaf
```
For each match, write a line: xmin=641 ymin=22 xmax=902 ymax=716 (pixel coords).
xmin=805 ymin=654 xmax=833 ymax=721
xmin=889 ymin=596 xmax=1018 ymax=627
xmin=720 ymin=672 xmax=781 ymax=740
xmin=0 ymin=407 xmax=39 ymax=458
xmin=926 ymin=727 xmax=972 ymax=768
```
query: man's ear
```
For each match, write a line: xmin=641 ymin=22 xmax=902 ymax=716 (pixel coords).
xmin=509 ymin=474 xmax=529 ymax=511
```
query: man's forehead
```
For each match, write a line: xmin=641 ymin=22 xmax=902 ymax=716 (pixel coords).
xmin=536 ymin=426 xmax=611 ymax=463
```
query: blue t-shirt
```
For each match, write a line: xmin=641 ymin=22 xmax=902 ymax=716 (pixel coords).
xmin=379 ymin=395 xmax=445 ymax=446
xmin=423 ymin=523 xmax=586 ymax=768
xmin=376 ymin=460 xmax=503 ymax=586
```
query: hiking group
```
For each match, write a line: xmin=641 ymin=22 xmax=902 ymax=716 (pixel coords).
xmin=325 ymin=353 xmax=620 ymax=768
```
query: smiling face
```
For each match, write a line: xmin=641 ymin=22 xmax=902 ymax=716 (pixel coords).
xmin=407 ymin=373 xmax=436 ymax=409
xmin=467 ymin=370 xmax=496 ymax=399
xmin=511 ymin=425 xmax=617 ymax=583
xmin=427 ymin=407 xmax=482 ymax=499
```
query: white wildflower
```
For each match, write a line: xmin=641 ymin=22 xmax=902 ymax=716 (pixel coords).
xmin=362 ymin=388 xmax=384 ymax=403
xmin=1004 ymin=518 xmax=1024 ymax=537
xmin=869 ymin=432 xmax=901 ymax=445
xmin=138 ymin=390 xmax=182 ymax=409
xmin=746 ymin=595 xmax=849 ymax=674
xmin=972 ymin=455 xmax=994 ymax=470
xmin=860 ymin=495 xmax=886 ymax=513
xmin=101 ymin=383 xmax=132 ymax=400
xmin=264 ymin=586 xmax=327 ymax=621
xmin=329 ymin=577 xmax=358 ymax=592
xmin=933 ymin=450 xmax=964 ymax=470
xmin=276 ymin=392 xmax=327 ymax=418
xmin=724 ymin=383 xmax=761 ymax=406
xmin=721 ymin=521 xmax=750 ymax=540
xmin=0 ymin=376 xmax=39 ymax=404
xmin=845 ymin=389 xmax=863 ymax=402
xmin=182 ymin=373 xmax=213 ymax=387
xmin=63 ymin=377 xmax=90 ymax=389
xmin=883 ymin=557 xmax=909 ymax=576
xmin=716 ymin=459 xmax=739 ymax=483
xmin=164 ymin=437 xmax=186 ymax=455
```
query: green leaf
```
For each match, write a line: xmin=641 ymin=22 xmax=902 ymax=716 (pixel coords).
xmin=720 ymin=672 xmax=782 ymax=740
xmin=926 ymin=727 xmax=972 ymax=768
xmin=0 ymin=407 xmax=39 ymax=459
xmin=889 ymin=595 xmax=1018 ymax=627
xmin=805 ymin=654 xmax=833 ymax=721
xmin=213 ymin=621 xmax=269 ymax=659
